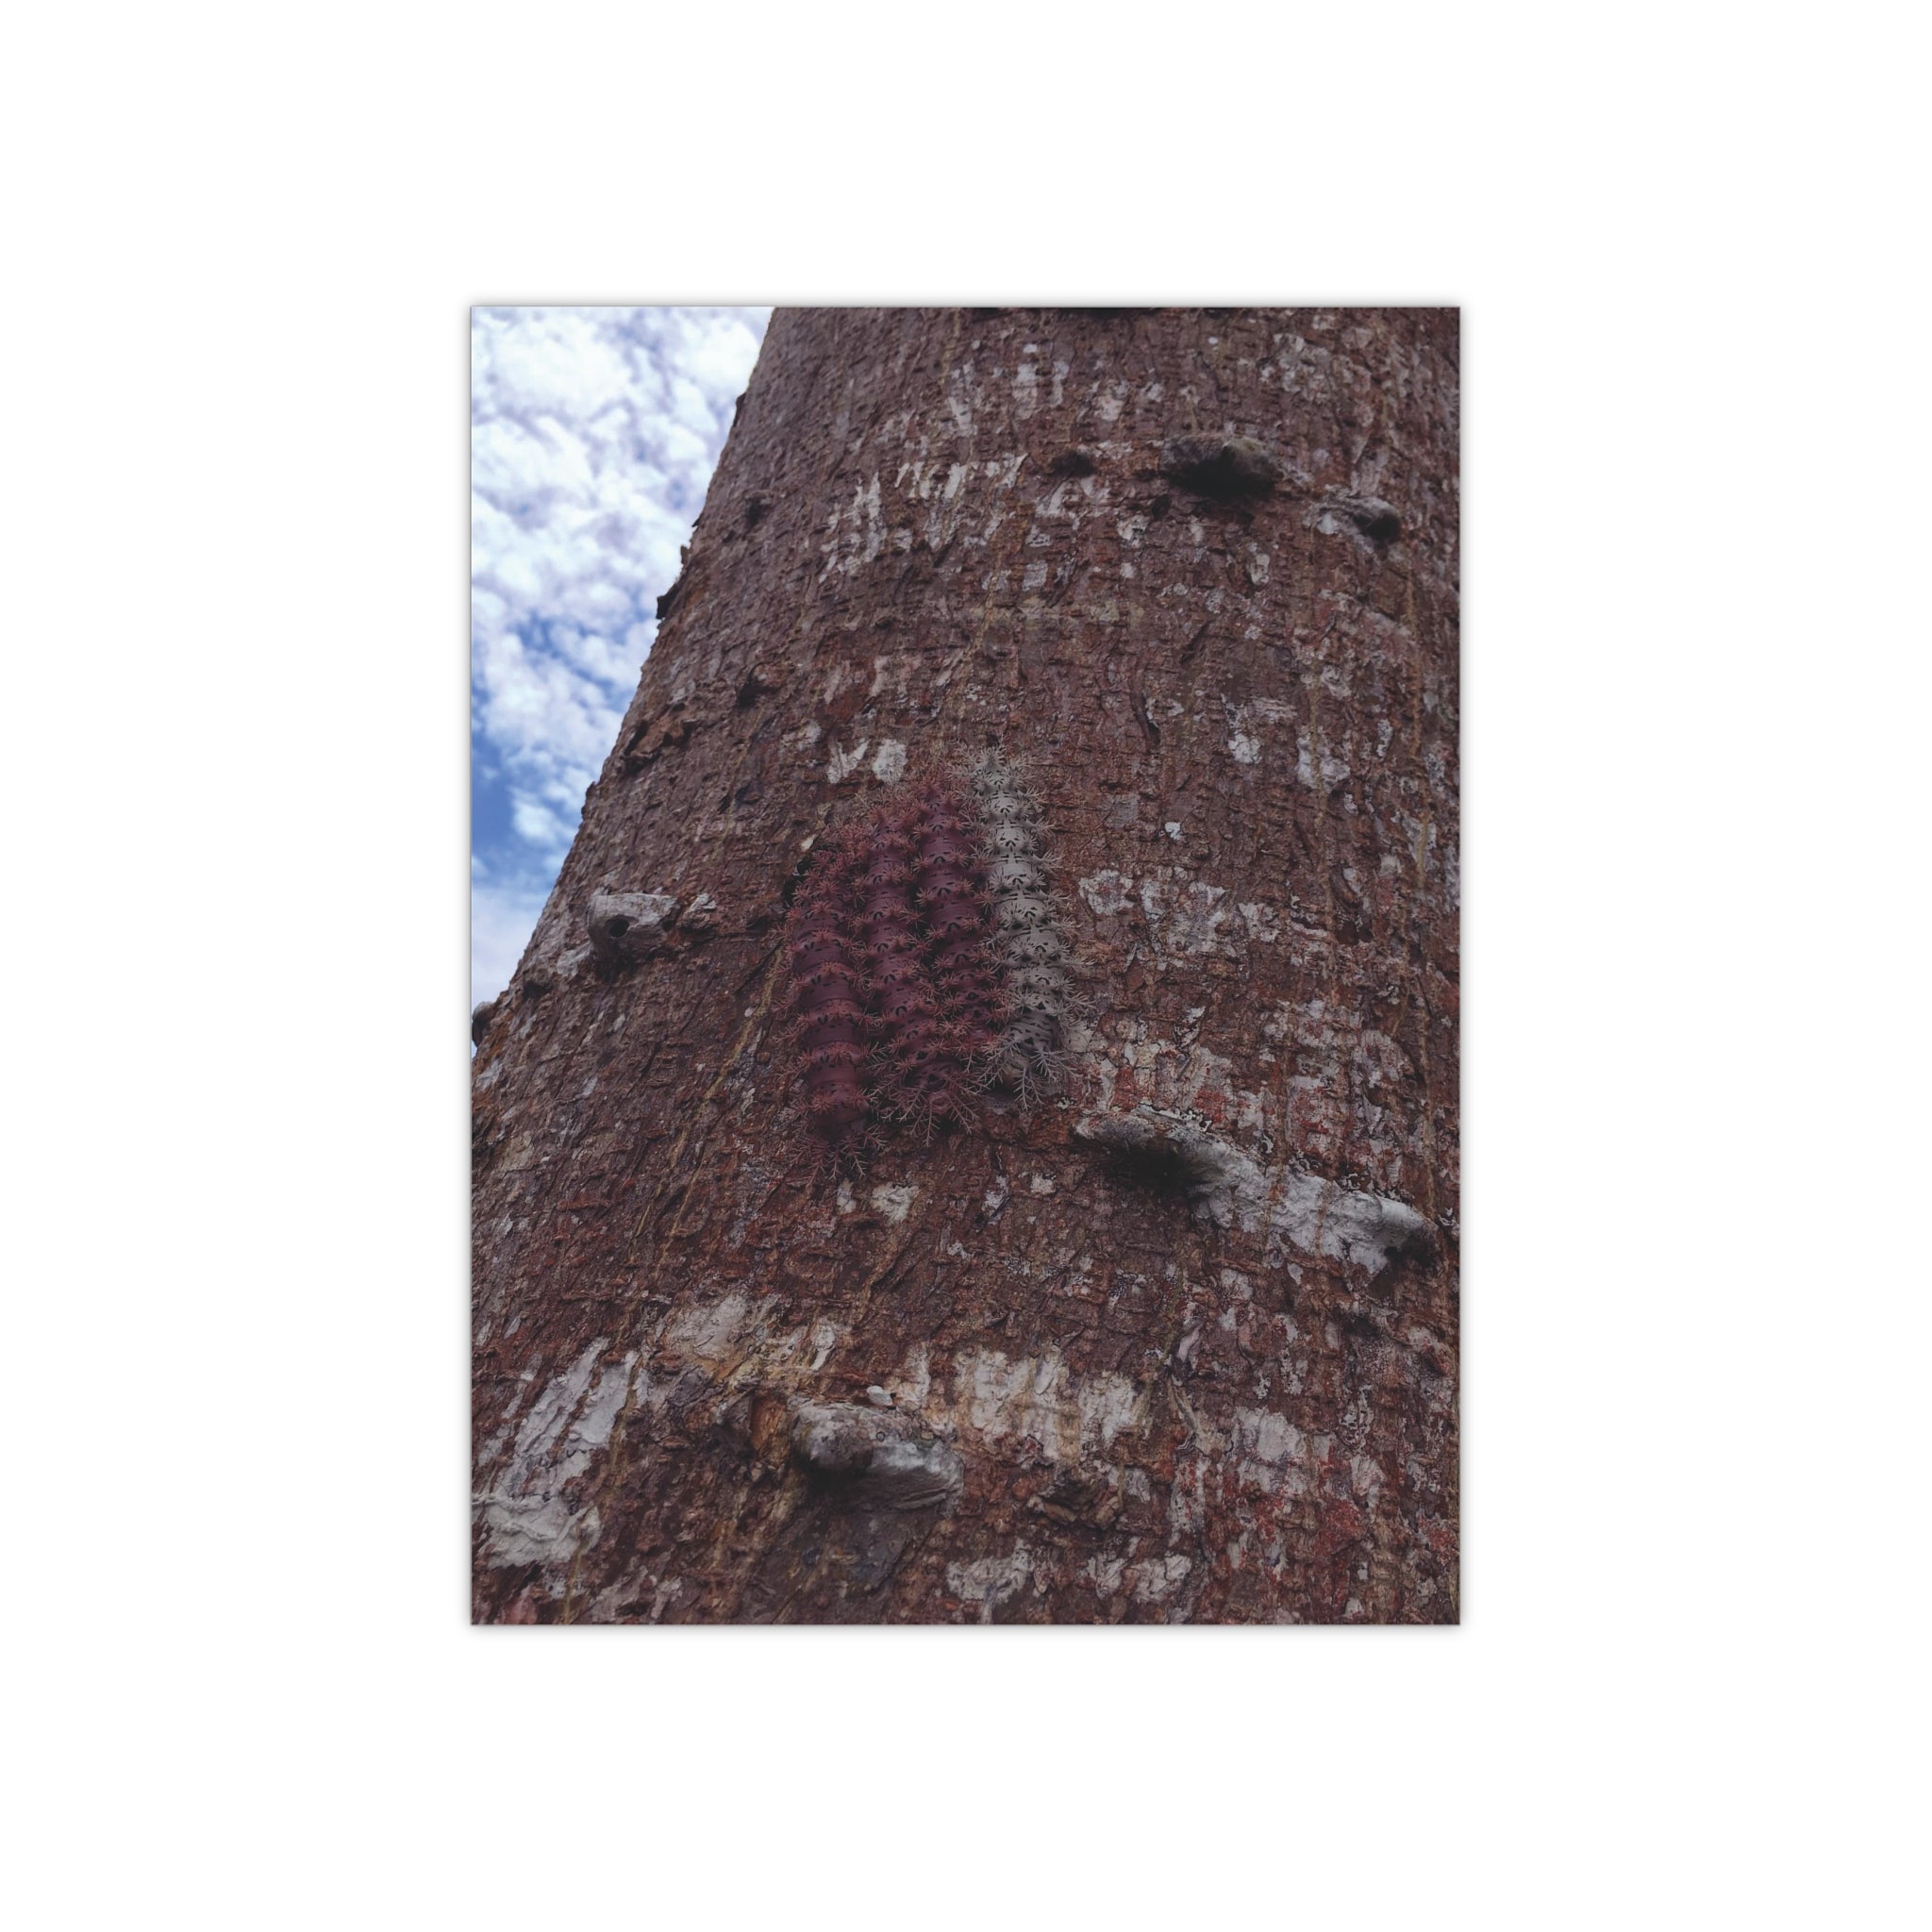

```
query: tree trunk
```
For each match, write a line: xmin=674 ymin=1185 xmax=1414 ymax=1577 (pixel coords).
xmin=471 ymin=306 xmax=1459 ymax=1624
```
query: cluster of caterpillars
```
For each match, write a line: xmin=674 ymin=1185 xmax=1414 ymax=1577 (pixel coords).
xmin=783 ymin=756 xmax=1077 ymax=1162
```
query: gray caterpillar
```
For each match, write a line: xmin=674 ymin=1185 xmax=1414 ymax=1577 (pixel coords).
xmin=973 ymin=749 xmax=1079 ymax=1101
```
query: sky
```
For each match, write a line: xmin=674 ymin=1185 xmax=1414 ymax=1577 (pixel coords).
xmin=471 ymin=306 xmax=772 ymax=1007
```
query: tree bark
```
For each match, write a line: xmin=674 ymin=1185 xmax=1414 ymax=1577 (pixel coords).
xmin=471 ymin=306 xmax=1459 ymax=1624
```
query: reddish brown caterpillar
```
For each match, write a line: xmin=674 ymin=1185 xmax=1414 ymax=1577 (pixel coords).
xmin=909 ymin=779 xmax=1004 ymax=1067
xmin=855 ymin=793 xmax=979 ymax=1137
xmin=973 ymin=749 xmax=1079 ymax=1102
xmin=783 ymin=833 xmax=871 ymax=1160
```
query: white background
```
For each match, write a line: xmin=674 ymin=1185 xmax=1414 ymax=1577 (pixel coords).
xmin=4 ymin=3 xmax=1924 ymax=1926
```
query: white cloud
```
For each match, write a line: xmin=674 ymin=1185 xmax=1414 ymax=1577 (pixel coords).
xmin=471 ymin=306 xmax=770 ymax=1006
xmin=471 ymin=865 xmax=553 ymax=1017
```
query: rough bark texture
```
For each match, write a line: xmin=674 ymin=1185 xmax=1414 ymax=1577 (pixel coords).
xmin=471 ymin=307 xmax=1459 ymax=1624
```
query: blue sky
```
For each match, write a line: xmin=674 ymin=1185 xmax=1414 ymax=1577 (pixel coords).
xmin=471 ymin=306 xmax=772 ymax=1005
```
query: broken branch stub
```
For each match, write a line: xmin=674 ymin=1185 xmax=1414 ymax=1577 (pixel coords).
xmin=789 ymin=1402 xmax=966 ymax=1511
xmin=1074 ymin=1106 xmax=1433 ymax=1279
xmin=1158 ymin=434 xmax=1287 ymax=499
xmin=587 ymin=890 xmax=682 ymax=969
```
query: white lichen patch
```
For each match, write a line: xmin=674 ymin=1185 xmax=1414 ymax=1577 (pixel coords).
xmin=806 ymin=1318 xmax=841 ymax=1373
xmin=1224 ymin=697 xmax=1295 ymax=771
xmin=870 ymin=1182 xmax=918 ymax=1225
xmin=479 ymin=1341 xmax=638 ymax=1573
xmin=946 ymin=1348 xmax=1148 ymax=1467
xmin=818 ymin=437 xmax=1032 ymax=565
xmin=1085 ymin=1554 xmax=1126 ymax=1598
xmin=888 ymin=1341 xmax=932 ymax=1409
xmin=1173 ymin=883 xmax=1230 ymax=953
xmin=1296 ymin=729 xmax=1351 ymax=791
xmin=825 ymin=738 xmax=871 ymax=784
xmin=869 ymin=739 xmax=907 ymax=783
xmin=663 ymin=1292 xmax=758 ymax=1366
xmin=1088 ymin=1033 xmax=1267 ymax=1134
xmin=1237 ymin=901 xmax=1281 ymax=944
xmin=1139 ymin=875 xmax=1235 ymax=958
xmin=1078 ymin=869 xmax=1134 ymax=917
xmin=1350 ymin=1454 xmax=1386 ymax=1512
xmin=1075 ymin=1373 xmax=1143 ymax=1453
xmin=1233 ymin=1406 xmax=1310 ymax=1495
xmin=820 ymin=474 xmax=885 ymax=576
xmin=1027 ymin=1173 xmax=1057 ymax=1196
xmin=1128 ymin=1555 xmax=1192 ymax=1605
xmin=947 ymin=1543 xmax=1034 ymax=1624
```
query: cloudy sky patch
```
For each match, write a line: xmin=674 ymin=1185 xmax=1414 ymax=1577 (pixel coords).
xmin=471 ymin=306 xmax=770 ymax=1005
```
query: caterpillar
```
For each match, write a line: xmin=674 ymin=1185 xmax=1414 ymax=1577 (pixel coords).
xmin=851 ymin=795 xmax=977 ymax=1138
xmin=909 ymin=779 xmax=1005 ymax=1068
xmin=973 ymin=749 xmax=1079 ymax=1102
xmin=783 ymin=831 xmax=872 ymax=1161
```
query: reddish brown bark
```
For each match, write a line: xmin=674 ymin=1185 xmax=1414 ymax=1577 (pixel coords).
xmin=472 ymin=307 xmax=1459 ymax=1623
